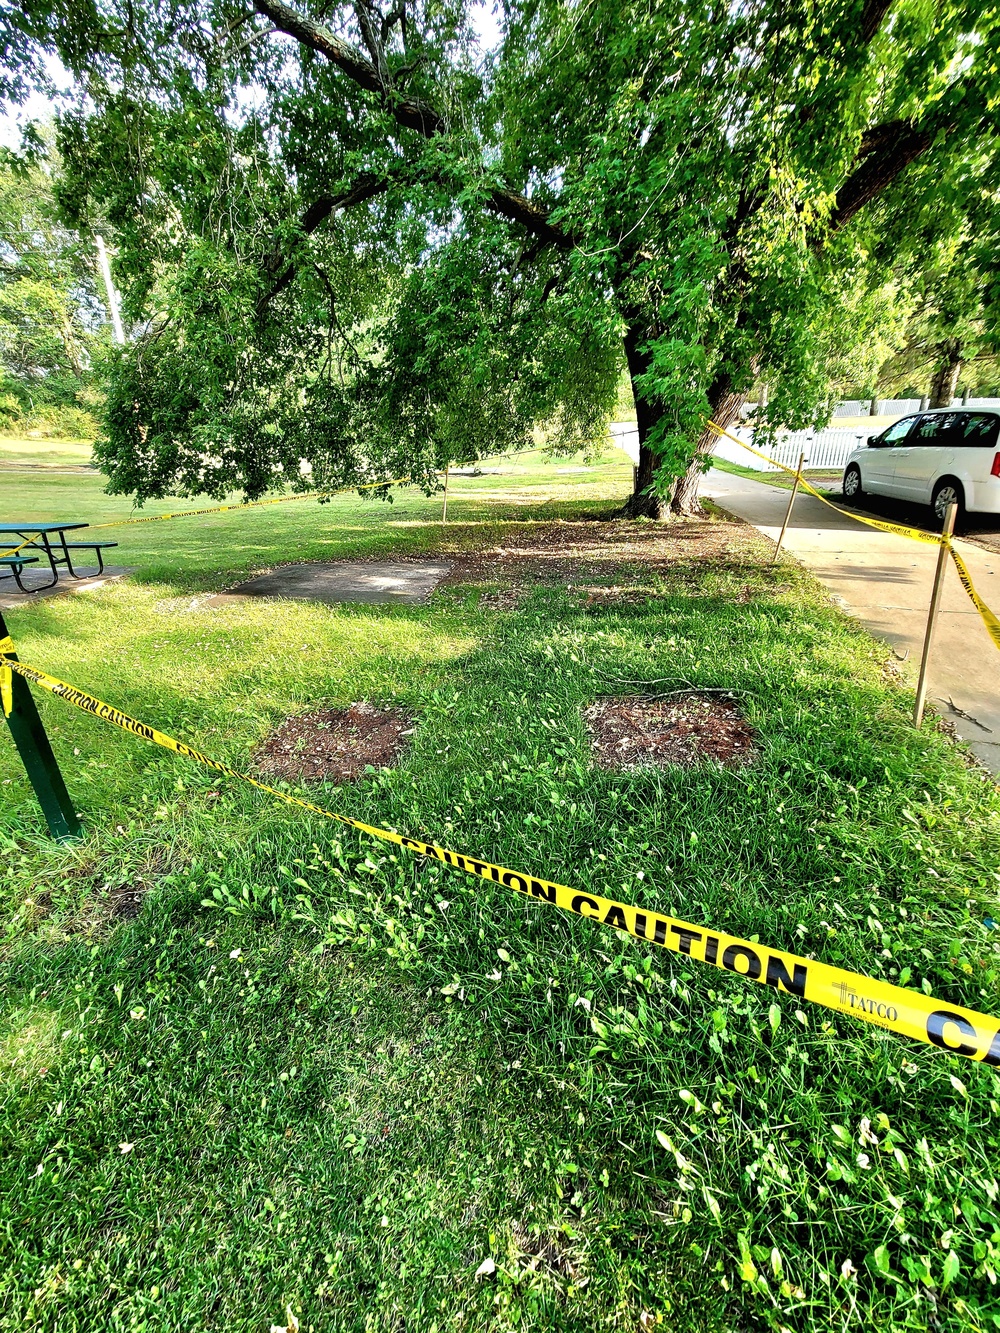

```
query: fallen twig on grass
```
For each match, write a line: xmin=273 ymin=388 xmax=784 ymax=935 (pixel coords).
xmin=599 ymin=674 xmax=753 ymax=699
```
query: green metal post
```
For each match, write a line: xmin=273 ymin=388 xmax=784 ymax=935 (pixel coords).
xmin=0 ymin=610 xmax=82 ymax=840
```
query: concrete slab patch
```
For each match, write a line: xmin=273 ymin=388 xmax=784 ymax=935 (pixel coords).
xmin=0 ymin=565 xmax=135 ymax=611
xmin=208 ymin=561 xmax=453 ymax=607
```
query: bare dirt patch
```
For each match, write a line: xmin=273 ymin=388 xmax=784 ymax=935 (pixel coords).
xmin=583 ymin=693 xmax=756 ymax=770
xmin=255 ymin=702 xmax=414 ymax=783
xmin=434 ymin=513 xmax=768 ymax=609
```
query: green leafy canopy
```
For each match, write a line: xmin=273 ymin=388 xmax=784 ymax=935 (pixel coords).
xmin=1 ymin=1 xmax=998 ymax=502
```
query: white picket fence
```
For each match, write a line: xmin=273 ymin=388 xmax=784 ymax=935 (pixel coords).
xmin=713 ymin=427 xmax=865 ymax=473
xmin=608 ymin=421 xmax=863 ymax=472
xmin=825 ymin=397 xmax=1000 ymax=418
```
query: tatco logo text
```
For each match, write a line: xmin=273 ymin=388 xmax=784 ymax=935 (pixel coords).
xmin=835 ymin=982 xmax=898 ymax=1024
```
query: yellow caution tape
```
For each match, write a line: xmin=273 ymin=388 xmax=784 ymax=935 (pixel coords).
xmin=87 ymin=474 xmax=416 ymax=532
xmin=707 ymin=419 xmax=1000 ymax=649
xmin=0 ymin=534 xmax=41 ymax=562
xmin=0 ymin=635 xmax=12 ymax=717
xmin=706 ymin=421 xmax=943 ymax=545
xmin=2 ymin=645 xmax=998 ymax=1066
xmin=949 ymin=547 xmax=1000 ymax=652
xmin=89 ymin=491 xmax=323 ymax=530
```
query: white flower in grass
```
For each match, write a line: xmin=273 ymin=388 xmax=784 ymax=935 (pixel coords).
xmin=119 ymin=1142 xmax=134 ymax=1154
xmin=230 ymin=948 xmax=242 ymax=960
xmin=857 ymin=1153 xmax=871 ymax=1169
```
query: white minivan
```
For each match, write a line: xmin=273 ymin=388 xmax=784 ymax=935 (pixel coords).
xmin=842 ymin=409 xmax=1000 ymax=522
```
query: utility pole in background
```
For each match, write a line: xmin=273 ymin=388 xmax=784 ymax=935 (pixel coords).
xmin=95 ymin=235 xmax=125 ymax=345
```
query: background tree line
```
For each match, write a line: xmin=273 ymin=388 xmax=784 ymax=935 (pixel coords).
xmin=0 ymin=135 xmax=107 ymax=439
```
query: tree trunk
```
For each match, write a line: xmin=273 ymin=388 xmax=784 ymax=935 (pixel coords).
xmin=621 ymin=323 xmax=667 ymax=518
xmin=666 ymin=384 xmax=745 ymax=516
xmin=57 ymin=313 xmax=86 ymax=379
xmin=929 ymin=342 xmax=962 ymax=408
xmin=620 ymin=328 xmax=749 ymax=519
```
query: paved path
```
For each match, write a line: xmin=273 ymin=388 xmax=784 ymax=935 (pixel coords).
xmin=208 ymin=561 xmax=453 ymax=607
xmin=703 ymin=469 xmax=1000 ymax=773
xmin=0 ymin=566 xmax=134 ymax=612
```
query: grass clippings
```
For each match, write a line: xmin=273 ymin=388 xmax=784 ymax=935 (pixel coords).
xmin=584 ymin=692 xmax=757 ymax=770
xmin=255 ymin=703 xmax=414 ymax=783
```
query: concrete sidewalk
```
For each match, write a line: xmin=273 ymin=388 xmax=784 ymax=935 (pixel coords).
xmin=703 ymin=469 xmax=1000 ymax=773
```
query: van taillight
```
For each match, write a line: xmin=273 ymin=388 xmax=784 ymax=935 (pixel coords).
xmin=992 ymin=453 xmax=1000 ymax=478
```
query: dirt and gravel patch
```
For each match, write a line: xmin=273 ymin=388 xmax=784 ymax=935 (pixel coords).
xmin=255 ymin=703 xmax=414 ymax=783
xmin=583 ymin=693 xmax=757 ymax=770
xmin=434 ymin=513 xmax=761 ymax=608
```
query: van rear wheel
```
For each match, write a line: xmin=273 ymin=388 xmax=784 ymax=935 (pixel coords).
xmin=932 ymin=478 xmax=965 ymax=527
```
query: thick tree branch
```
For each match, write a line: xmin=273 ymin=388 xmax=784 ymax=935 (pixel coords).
xmin=860 ymin=0 xmax=895 ymax=44
xmin=353 ymin=0 xmax=390 ymax=88
xmin=254 ymin=0 xmax=575 ymax=251
xmin=257 ymin=171 xmax=391 ymax=318
xmin=833 ymin=68 xmax=989 ymax=235
xmin=828 ymin=122 xmax=933 ymax=233
xmin=484 ymin=191 xmax=574 ymax=250
xmin=254 ymin=0 xmax=445 ymax=134
xmin=857 ymin=118 xmax=910 ymax=156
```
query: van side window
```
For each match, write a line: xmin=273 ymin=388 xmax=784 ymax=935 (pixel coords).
xmin=960 ymin=413 xmax=1000 ymax=447
xmin=881 ymin=416 xmax=917 ymax=444
xmin=912 ymin=412 xmax=965 ymax=445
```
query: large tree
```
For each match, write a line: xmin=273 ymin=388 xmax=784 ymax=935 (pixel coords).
xmin=4 ymin=0 xmax=999 ymax=512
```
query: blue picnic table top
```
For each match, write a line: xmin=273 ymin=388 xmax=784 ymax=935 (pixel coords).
xmin=0 ymin=522 xmax=90 ymax=534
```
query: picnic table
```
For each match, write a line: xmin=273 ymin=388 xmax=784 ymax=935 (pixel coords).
xmin=0 ymin=523 xmax=118 ymax=592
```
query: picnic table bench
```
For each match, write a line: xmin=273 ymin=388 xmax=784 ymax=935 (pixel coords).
xmin=0 ymin=523 xmax=118 ymax=592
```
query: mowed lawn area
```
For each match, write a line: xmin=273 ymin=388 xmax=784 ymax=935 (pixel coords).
xmin=2 ymin=449 xmax=1000 ymax=1333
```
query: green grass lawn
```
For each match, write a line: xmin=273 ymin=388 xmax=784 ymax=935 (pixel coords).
xmin=0 ymin=436 xmax=96 ymax=469
xmin=0 ymin=449 xmax=631 ymax=587
xmin=2 ymin=456 xmax=1000 ymax=1333
xmin=710 ymin=458 xmax=844 ymax=494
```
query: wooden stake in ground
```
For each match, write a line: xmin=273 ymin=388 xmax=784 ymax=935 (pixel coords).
xmin=442 ymin=464 xmax=450 ymax=524
xmin=772 ymin=451 xmax=806 ymax=564
xmin=914 ymin=502 xmax=958 ymax=728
